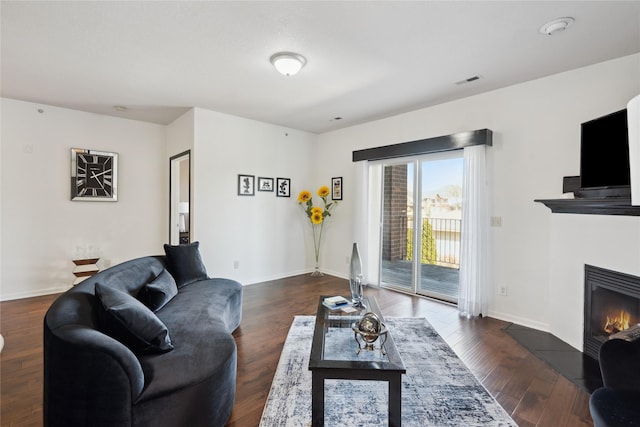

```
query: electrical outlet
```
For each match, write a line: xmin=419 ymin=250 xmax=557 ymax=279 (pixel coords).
xmin=233 ymin=260 xmax=239 ymax=269
xmin=490 ymin=216 xmax=502 ymax=227
xmin=499 ymin=285 xmax=507 ymax=296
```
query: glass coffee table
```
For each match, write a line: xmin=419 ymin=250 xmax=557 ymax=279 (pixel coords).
xmin=308 ymin=295 xmax=406 ymax=426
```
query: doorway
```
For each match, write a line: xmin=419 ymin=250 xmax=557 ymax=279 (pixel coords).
xmin=169 ymin=151 xmax=191 ymax=245
xmin=379 ymin=151 xmax=463 ymax=303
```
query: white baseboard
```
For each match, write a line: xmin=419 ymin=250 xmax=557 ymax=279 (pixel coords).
xmin=0 ymin=285 xmax=71 ymax=302
xmin=486 ymin=308 xmax=550 ymax=333
xmin=243 ymin=268 xmax=351 ymax=286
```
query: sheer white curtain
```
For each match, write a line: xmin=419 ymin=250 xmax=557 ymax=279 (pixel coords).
xmin=458 ymin=144 xmax=489 ymax=317
xmin=353 ymin=160 xmax=374 ymax=284
xmin=353 ymin=160 xmax=383 ymax=285
xmin=353 ymin=160 xmax=369 ymax=263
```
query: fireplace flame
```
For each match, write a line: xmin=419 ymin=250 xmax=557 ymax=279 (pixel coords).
xmin=603 ymin=310 xmax=631 ymax=334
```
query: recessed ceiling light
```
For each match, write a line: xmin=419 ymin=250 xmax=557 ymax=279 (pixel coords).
xmin=113 ymin=105 xmax=128 ymax=112
xmin=270 ymin=52 xmax=306 ymax=76
xmin=539 ymin=17 xmax=575 ymax=36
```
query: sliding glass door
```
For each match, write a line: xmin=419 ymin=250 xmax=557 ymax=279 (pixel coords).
xmin=380 ymin=161 xmax=415 ymax=292
xmin=379 ymin=152 xmax=463 ymax=303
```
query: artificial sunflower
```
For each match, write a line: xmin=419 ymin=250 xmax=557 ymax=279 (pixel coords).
xmin=317 ymin=186 xmax=330 ymax=198
xmin=311 ymin=212 xmax=323 ymax=224
xmin=298 ymin=190 xmax=311 ymax=203
xmin=297 ymin=185 xmax=339 ymax=276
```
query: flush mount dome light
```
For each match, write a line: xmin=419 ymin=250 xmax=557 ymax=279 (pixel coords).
xmin=270 ymin=52 xmax=306 ymax=76
xmin=539 ymin=17 xmax=575 ymax=36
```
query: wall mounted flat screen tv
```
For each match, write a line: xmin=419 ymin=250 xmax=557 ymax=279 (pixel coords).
xmin=579 ymin=109 xmax=630 ymax=197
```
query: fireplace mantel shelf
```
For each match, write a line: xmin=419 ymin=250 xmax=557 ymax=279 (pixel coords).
xmin=534 ymin=197 xmax=640 ymax=216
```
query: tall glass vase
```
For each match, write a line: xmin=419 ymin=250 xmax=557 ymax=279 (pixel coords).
xmin=311 ymin=261 xmax=323 ymax=277
xmin=310 ymin=223 xmax=324 ymax=277
xmin=349 ymin=242 xmax=364 ymax=305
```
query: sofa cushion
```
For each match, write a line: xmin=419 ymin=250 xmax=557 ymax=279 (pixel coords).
xmin=137 ymin=269 xmax=178 ymax=312
xmin=95 ymin=283 xmax=174 ymax=354
xmin=136 ymin=278 xmax=242 ymax=403
xmin=163 ymin=241 xmax=208 ymax=287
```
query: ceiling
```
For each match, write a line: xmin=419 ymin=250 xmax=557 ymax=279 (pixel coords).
xmin=1 ymin=1 xmax=639 ymax=134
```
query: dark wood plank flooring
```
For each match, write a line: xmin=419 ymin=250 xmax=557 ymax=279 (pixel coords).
xmin=0 ymin=274 xmax=593 ymax=426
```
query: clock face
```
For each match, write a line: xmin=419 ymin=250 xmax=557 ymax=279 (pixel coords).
xmin=71 ymin=149 xmax=118 ymax=201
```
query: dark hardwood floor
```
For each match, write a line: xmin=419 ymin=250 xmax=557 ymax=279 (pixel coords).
xmin=1 ymin=274 xmax=593 ymax=426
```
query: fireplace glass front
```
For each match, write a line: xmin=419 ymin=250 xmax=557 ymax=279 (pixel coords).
xmin=584 ymin=265 xmax=640 ymax=360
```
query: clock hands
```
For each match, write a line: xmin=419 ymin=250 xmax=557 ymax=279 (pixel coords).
xmin=90 ymin=171 xmax=106 ymax=191
xmin=89 ymin=169 xmax=111 ymax=179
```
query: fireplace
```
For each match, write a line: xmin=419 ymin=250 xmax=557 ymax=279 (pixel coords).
xmin=584 ymin=265 xmax=640 ymax=360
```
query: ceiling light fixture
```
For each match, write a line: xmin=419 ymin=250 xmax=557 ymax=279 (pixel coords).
xmin=539 ymin=17 xmax=575 ymax=36
xmin=270 ymin=52 xmax=306 ymax=76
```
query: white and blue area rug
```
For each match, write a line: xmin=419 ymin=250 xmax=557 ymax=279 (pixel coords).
xmin=259 ymin=316 xmax=517 ymax=427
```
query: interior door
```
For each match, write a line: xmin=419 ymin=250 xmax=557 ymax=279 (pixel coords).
xmin=169 ymin=151 xmax=191 ymax=245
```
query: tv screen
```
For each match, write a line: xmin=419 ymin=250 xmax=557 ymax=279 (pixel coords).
xmin=580 ymin=109 xmax=630 ymax=190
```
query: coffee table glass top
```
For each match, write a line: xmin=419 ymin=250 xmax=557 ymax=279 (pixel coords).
xmin=309 ymin=295 xmax=405 ymax=371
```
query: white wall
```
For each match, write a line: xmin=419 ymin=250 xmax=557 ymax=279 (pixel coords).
xmin=191 ymin=108 xmax=318 ymax=284
xmin=0 ymin=98 xmax=167 ymax=300
xmin=166 ymin=109 xmax=195 ymax=241
xmin=166 ymin=109 xmax=194 ymax=157
xmin=317 ymin=53 xmax=640 ymax=349
xmin=2 ymin=55 xmax=638 ymax=352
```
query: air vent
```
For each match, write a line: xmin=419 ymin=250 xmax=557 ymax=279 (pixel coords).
xmin=455 ymin=75 xmax=481 ymax=85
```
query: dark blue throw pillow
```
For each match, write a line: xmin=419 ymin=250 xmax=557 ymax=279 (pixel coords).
xmin=95 ymin=283 xmax=174 ymax=354
xmin=163 ymin=241 xmax=208 ymax=288
xmin=138 ymin=269 xmax=178 ymax=312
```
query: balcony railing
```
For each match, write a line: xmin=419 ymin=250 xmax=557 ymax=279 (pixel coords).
xmin=406 ymin=217 xmax=461 ymax=269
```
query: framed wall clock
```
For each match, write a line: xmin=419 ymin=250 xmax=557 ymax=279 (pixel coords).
xmin=71 ymin=148 xmax=118 ymax=201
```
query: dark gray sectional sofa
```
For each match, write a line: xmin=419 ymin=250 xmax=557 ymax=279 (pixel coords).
xmin=44 ymin=243 xmax=243 ymax=427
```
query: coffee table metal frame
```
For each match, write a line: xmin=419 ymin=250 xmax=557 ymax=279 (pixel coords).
xmin=308 ymin=295 xmax=406 ymax=427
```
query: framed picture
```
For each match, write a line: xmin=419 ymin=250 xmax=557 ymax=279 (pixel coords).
xmin=331 ymin=177 xmax=343 ymax=200
xmin=238 ymin=174 xmax=255 ymax=196
xmin=70 ymin=148 xmax=118 ymax=201
xmin=258 ymin=177 xmax=274 ymax=192
xmin=276 ymin=178 xmax=291 ymax=197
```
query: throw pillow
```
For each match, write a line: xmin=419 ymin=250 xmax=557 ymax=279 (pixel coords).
xmin=163 ymin=241 xmax=208 ymax=287
xmin=95 ymin=283 xmax=174 ymax=354
xmin=138 ymin=269 xmax=178 ymax=312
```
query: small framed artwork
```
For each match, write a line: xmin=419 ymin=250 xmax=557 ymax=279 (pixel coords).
xmin=276 ymin=178 xmax=291 ymax=197
xmin=258 ymin=177 xmax=274 ymax=192
xmin=331 ymin=177 xmax=343 ymax=200
xmin=70 ymin=148 xmax=118 ymax=201
xmin=238 ymin=174 xmax=255 ymax=196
